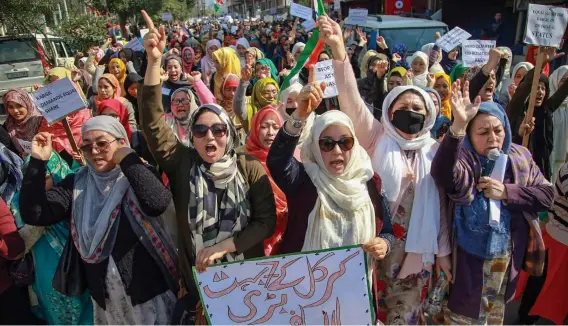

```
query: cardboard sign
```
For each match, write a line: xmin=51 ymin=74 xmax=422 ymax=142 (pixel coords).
xmin=16 ymin=139 xmax=32 ymax=154
xmin=124 ymin=37 xmax=143 ymax=52
xmin=348 ymin=9 xmax=368 ymax=26
xmin=302 ymin=19 xmax=316 ymax=32
xmin=524 ymin=4 xmax=568 ymax=47
xmin=461 ymin=40 xmax=497 ymax=67
xmin=194 ymin=246 xmax=373 ymax=325
xmin=31 ymin=77 xmax=87 ymax=125
xmin=140 ymin=28 xmax=149 ymax=38
xmin=315 ymin=59 xmax=339 ymax=98
xmin=162 ymin=12 xmax=173 ymax=21
xmin=290 ymin=3 xmax=313 ymax=21
xmin=435 ymin=27 xmax=472 ymax=53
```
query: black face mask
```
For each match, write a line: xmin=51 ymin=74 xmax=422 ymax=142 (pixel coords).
xmin=391 ymin=110 xmax=425 ymax=135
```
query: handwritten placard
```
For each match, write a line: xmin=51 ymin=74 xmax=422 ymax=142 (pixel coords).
xmin=31 ymin=77 xmax=87 ymax=125
xmin=315 ymin=59 xmax=339 ymax=98
xmin=524 ymin=4 xmax=568 ymax=47
xmin=194 ymin=246 xmax=372 ymax=325
xmin=16 ymin=139 xmax=32 ymax=154
xmin=302 ymin=19 xmax=316 ymax=32
xmin=290 ymin=3 xmax=313 ymax=21
xmin=348 ymin=9 xmax=368 ymax=26
xmin=124 ymin=37 xmax=143 ymax=52
xmin=462 ymin=40 xmax=497 ymax=67
xmin=435 ymin=27 xmax=472 ymax=53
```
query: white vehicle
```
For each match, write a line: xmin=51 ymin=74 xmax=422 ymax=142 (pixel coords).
xmin=0 ymin=33 xmax=75 ymax=115
xmin=344 ymin=15 xmax=448 ymax=55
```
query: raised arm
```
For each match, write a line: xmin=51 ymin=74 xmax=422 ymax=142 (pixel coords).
xmin=138 ymin=11 xmax=186 ymax=177
xmin=188 ymin=72 xmax=216 ymax=104
xmin=469 ymin=48 xmax=503 ymax=103
xmin=318 ymin=16 xmax=383 ymax=155
xmin=234 ymin=62 xmax=254 ymax=126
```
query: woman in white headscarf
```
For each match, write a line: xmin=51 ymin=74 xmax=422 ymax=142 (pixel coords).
xmin=549 ymin=65 xmax=568 ymax=182
xmin=200 ymin=39 xmax=222 ymax=85
xmin=496 ymin=61 xmax=534 ymax=110
xmin=409 ymin=51 xmax=430 ymax=88
xmin=421 ymin=43 xmax=444 ymax=73
xmin=20 ymin=116 xmax=178 ymax=325
xmin=315 ymin=15 xmax=450 ymax=324
xmin=235 ymin=37 xmax=250 ymax=68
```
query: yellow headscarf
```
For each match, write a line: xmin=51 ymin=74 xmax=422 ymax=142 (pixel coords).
xmin=46 ymin=67 xmax=85 ymax=99
xmin=388 ymin=67 xmax=407 ymax=80
xmin=109 ymin=58 xmax=127 ymax=95
xmin=247 ymin=77 xmax=279 ymax=130
xmin=246 ymin=47 xmax=264 ymax=61
xmin=360 ymin=50 xmax=379 ymax=79
xmin=434 ymin=72 xmax=452 ymax=120
xmin=212 ymin=47 xmax=241 ymax=100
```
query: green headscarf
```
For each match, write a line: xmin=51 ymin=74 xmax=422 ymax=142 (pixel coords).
xmin=450 ymin=64 xmax=469 ymax=83
xmin=254 ymin=58 xmax=279 ymax=83
xmin=247 ymin=77 xmax=279 ymax=130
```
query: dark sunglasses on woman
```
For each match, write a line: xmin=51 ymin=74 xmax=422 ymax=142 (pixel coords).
xmin=318 ymin=137 xmax=355 ymax=152
xmin=80 ymin=139 xmax=118 ymax=153
xmin=191 ymin=123 xmax=228 ymax=138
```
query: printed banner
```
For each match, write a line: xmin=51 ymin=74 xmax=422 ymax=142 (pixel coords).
xmin=462 ymin=40 xmax=497 ymax=67
xmin=31 ymin=77 xmax=87 ymax=125
xmin=315 ymin=59 xmax=339 ymax=98
xmin=524 ymin=4 xmax=568 ymax=47
xmin=193 ymin=246 xmax=373 ymax=325
xmin=435 ymin=27 xmax=472 ymax=53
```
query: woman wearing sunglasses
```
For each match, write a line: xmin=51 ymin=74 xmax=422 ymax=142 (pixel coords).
xmin=19 ymin=116 xmax=178 ymax=324
xmin=137 ymin=11 xmax=276 ymax=310
xmin=266 ymin=77 xmax=394 ymax=320
xmin=317 ymin=16 xmax=451 ymax=324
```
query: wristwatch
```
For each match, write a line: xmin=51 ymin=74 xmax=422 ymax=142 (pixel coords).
xmin=289 ymin=116 xmax=306 ymax=129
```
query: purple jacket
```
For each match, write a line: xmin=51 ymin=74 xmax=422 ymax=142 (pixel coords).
xmin=431 ymin=134 xmax=554 ymax=319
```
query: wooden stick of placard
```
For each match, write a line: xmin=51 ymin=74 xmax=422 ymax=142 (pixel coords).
xmin=61 ymin=117 xmax=86 ymax=166
xmin=522 ymin=47 xmax=546 ymax=148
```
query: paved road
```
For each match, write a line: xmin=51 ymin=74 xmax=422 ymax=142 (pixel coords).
xmin=503 ymin=299 xmax=553 ymax=325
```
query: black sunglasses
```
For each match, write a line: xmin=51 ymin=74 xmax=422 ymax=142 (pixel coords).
xmin=80 ymin=139 xmax=118 ymax=153
xmin=318 ymin=137 xmax=355 ymax=152
xmin=191 ymin=123 xmax=228 ymax=138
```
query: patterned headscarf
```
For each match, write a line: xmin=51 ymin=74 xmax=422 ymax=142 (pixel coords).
xmin=165 ymin=88 xmax=198 ymax=146
xmin=2 ymin=89 xmax=44 ymax=150
xmin=248 ymin=77 xmax=279 ymax=128
xmin=187 ymin=104 xmax=250 ymax=262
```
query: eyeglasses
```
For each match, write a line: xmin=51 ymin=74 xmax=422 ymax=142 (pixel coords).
xmin=80 ymin=139 xmax=118 ymax=153
xmin=318 ymin=137 xmax=355 ymax=152
xmin=172 ymin=98 xmax=190 ymax=105
xmin=261 ymin=90 xmax=278 ymax=97
xmin=191 ymin=123 xmax=228 ymax=138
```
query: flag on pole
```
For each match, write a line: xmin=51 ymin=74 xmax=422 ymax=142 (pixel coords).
xmin=279 ymin=0 xmax=326 ymax=100
xmin=214 ymin=3 xmax=221 ymax=12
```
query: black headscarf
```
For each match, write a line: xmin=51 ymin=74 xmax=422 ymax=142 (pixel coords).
xmin=529 ymin=74 xmax=553 ymax=180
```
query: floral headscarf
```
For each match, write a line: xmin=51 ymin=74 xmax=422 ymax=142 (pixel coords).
xmin=2 ymin=89 xmax=44 ymax=151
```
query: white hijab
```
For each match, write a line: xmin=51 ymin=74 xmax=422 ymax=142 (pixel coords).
xmin=497 ymin=62 xmax=535 ymax=105
xmin=421 ymin=43 xmax=444 ymax=73
xmin=410 ymin=51 xmax=429 ymax=88
xmin=549 ymin=65 xmax=568 ymax=164
xmin=300 ymin=110 xmax=375 ymax=251
xmin=374 ymin=86 xmax=440 ymax=266
xmin=236 ymin=38 xmax=250 ymax=67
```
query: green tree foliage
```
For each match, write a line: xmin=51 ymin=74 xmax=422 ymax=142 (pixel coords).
xmin=91 ymin=0 xmax=164 ymax=38
xmin=56 ymin=14 xmax=109 ymax=52
xmin=0 ymin=0 xmax=60 ymax=65
xmin=161 ymin=0 xmax=193 ymax=22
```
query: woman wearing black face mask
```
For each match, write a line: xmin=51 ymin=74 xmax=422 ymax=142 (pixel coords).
xmin=317 ymin=16 xmax=451 ymax=324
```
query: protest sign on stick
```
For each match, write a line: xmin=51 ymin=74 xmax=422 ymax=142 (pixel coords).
xmin=193 ymin=246 xmax=373 ymax=325
xmin=522 ymin=49 xmax=546 ymax=148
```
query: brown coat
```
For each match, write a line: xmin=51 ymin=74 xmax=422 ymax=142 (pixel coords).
xmin=138 ymin=84 xmax=276 ymax=291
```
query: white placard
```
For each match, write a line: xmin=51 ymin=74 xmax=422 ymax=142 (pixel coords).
xmin=348 ymin=9 xmax=368 ymax=26
xmin=435 ymin=27 xmax=472 ymax=53
xmin=162 ymin=12 xmax=173 ymax=21
xmin=124 ymin=37 xmax=143 ymax=52
xmin=524 ymin=4 xmax=568 ymax=47
xmin=194 ymin=246 xmax=372 ymax=325
xmin=16 ymin=139 xmax=32 ymax=154
xmin=31 ymin=77 xmax=87 ymax=125
xmin=315 ymin=59 xmax=339 ymax=98
xmin=140 ymin=28 xmax=149 ymax=38
xmin=264 ymin=15 xmax=274 ymax=23
xmin=461 ymin=40 xmax=497 ymax=67
xmin=302 ymin=19 xmax=316 ymax=32
xmin=290 ymin=3 xmax=313 ymax=21
xmin=231 ymin=25 xmax=238 ymax=34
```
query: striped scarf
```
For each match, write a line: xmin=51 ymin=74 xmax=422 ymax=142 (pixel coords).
xmin=188 ymin=155 xmax=250 ymax=262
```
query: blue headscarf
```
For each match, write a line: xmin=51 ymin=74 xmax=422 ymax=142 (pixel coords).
xmin=392 ymin=43 xmax=409 ymax=69
xmin=455 ymin=102 xmax=513 ymax=259
xmin=424 ymin=88 xmax=451 ymax=139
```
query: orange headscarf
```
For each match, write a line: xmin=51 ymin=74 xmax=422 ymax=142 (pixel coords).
xmin=246 ymin=106 xmax=288 ymax=255
xmin=95 ymin=74 xmax=127 ymax=109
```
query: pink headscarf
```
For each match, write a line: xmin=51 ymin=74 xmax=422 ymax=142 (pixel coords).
xmin=201 ymin=39 xmax=222 ymax=78
xmin=181 ymin=47 xmax=195 ymax=74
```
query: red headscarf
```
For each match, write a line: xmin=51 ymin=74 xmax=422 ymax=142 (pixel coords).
xmin=246 ymin=105 xmax=288 ymax=256
xmin=181 ymin=47 xmax=194 ymax=74
xmin=97 ymin=99 xmax=133 ymax=142
xmin=526 ymin=45 xmax=550 ymax=77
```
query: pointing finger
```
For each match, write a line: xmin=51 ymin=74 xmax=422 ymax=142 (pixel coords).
xmin=307 ymin=64 xmax=315 ymax=84
xmin=141 ymin=10 xmax=155 ymax=31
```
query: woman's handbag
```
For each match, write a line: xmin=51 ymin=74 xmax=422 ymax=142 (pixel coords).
xmin=9 ymin=254 xmax=35 ymax=286
xmin=52 ymin=238 xmax=87 ymax=297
